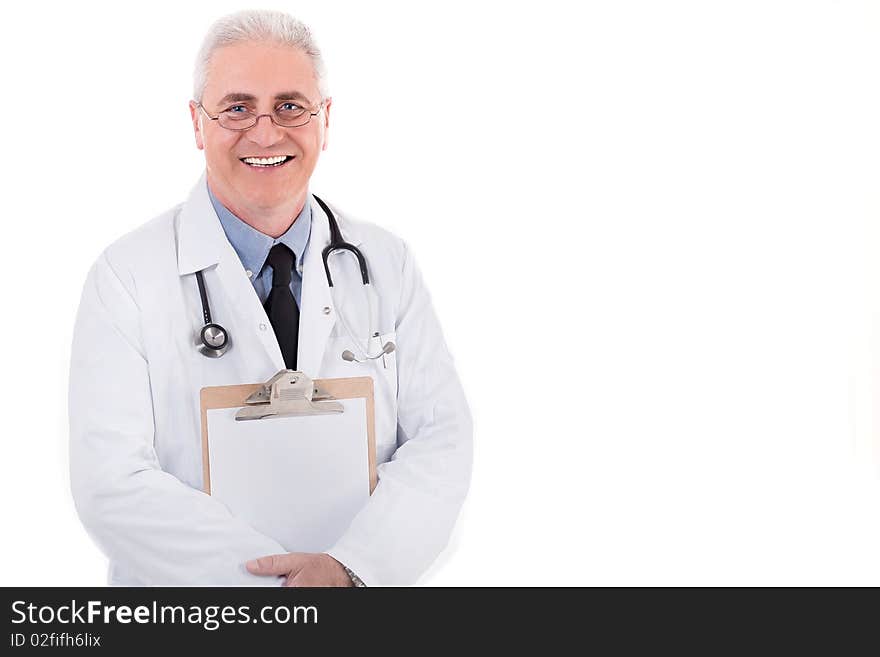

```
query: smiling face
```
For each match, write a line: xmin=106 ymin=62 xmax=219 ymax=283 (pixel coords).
xmin=189 ymin=40 xmax=330 ymax=226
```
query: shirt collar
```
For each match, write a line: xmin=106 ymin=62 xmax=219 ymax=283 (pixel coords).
xmin=207 ymin=184 xmax=312 ymax=277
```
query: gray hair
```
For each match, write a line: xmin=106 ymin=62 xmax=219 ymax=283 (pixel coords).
xmin=193 ymin=9 xmax=328 ymax=102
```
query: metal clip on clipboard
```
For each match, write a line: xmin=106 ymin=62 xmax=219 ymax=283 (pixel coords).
xmin=235 ymin=370 xmax=344 ymax=421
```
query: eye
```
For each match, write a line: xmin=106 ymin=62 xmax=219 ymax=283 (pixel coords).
xmin=225 ymin=105 xmax=249 ymax=113
xmin=279 ymin=102 xmax=303 ymax=111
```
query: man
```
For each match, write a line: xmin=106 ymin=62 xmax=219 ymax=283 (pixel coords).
xmin=68 ymin=10 xmax=472 ymax=586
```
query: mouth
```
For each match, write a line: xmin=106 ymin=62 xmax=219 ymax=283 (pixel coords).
xmin=239 ymin=155 xmax=295 ymax=169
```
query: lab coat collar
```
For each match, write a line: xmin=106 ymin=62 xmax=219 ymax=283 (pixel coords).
xmin=176 ymin=173 xmax=225 ymax=276
xmin=176 ymin=174 xmax=364 ymax=275
xmin=175 ymin=174 xmax=364 ymax=377
xmin=313 ymin=195 xmax=364 ymax=248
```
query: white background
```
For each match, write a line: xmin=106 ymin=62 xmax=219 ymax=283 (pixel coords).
xmin=2 ymin=0 xmax=880 ymax=585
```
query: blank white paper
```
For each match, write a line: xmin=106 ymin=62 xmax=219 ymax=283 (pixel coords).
xmin=207 ymin=398 xmax=370 ymax=553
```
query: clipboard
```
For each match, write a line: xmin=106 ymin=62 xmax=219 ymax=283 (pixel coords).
xmin=199 ymin=371 xmax=378 ymax=552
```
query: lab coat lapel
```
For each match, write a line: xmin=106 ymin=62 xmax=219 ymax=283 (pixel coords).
xmin=176 ymin=173 xmax=224 ymax=276
xmin=217 ymin=240 xmax=285 ymax=370
xmin=177 ymin=174 xmax=284 ymax=370
xmin=297 ymin=197 xmax=335 ymax=377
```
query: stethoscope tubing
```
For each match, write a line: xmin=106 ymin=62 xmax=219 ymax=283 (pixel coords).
xmin=313 ymin=194 xmax=369 ymax=287
xmin=195 ymin=268 xmax=213 ymax=326
xmin=196 ymin=194 xmax=387 ymax=361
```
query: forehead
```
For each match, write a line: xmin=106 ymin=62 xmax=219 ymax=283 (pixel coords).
xmin=204 ymin=41 xmax=320 ymax=103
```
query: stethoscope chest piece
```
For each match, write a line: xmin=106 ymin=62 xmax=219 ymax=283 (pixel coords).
xmin=198 ymin=322 xmax=230 ymax=357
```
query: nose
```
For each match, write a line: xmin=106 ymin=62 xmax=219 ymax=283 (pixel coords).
xmin=246 ymin=114 xmax=286 ymax=149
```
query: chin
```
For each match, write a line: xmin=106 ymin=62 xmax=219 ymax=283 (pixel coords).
xmin=246 ymin=185 xmax=289 ymax=205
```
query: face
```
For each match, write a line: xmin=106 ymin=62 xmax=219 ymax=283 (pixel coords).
xmin=189 ymin=41 xmax=331 ymax=214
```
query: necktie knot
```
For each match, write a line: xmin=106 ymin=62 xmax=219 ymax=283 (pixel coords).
xmin=265 ymin=243 xmax=295 ymax=287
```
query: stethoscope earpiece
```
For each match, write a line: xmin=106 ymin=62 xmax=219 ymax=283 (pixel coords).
xmin=341 ymin=342 xmax=394 ymax=363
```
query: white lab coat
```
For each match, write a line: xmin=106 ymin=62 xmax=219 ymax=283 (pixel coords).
xmin=68 ymin=174 xmax=472 ymax=586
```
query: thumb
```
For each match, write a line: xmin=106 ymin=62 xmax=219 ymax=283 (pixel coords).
xmin=246 ymin=553 xmax=301 ymax=576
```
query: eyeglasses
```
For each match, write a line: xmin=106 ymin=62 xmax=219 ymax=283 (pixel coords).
xmin=196 ymin=100 xmax=324 ymax=131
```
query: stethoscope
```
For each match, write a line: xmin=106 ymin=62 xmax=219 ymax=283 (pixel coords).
xmin=195 ymin=194 xmax=396 ymax=365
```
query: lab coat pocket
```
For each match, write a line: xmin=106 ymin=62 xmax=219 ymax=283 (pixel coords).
xmin=325 ymin=331 xmax=398 ymax=462
xmin=345 ymin=331 xmax=397 ymax=404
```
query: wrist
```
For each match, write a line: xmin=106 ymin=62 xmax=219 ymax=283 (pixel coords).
xmin=324 ymin=553 xmax=363 ymax=587
xmin=342 ymin=564 xmax=365 ymax=587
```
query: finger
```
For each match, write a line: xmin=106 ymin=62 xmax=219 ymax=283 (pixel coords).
xmin=246 ymin=553 xmax=301 ymax=576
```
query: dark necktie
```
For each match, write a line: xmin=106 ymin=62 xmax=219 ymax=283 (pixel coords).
xmin=263 ymin=244 xmax=299 ymax=370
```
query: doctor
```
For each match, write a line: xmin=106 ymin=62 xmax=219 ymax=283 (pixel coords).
xmin=68 ymin=10 xmax=472 ymax=586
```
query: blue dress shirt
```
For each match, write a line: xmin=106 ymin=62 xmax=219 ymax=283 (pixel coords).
xmin=207 ymin=185 xmax=312 ymax=307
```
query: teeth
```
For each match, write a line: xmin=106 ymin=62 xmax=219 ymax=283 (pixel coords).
xmin=243 ymin=155 xmax=289 ymax=166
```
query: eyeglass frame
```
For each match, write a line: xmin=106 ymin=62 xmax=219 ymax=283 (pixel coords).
xmin=195 ymin=99 xmax=325 ymax=131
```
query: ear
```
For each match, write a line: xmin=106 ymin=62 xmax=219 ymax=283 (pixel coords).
xmin=321 ymin=97 xmax=332 ymax=152
xmin=189 ymin=101 xmax=205 ymax=150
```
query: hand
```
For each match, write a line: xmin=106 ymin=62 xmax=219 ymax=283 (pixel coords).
xmin=246 ymin=552 xmax=354 ymax=587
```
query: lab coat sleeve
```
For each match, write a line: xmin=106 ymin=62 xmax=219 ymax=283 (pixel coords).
xmin=326 ymin=241 xmax=473 ymax=585
xmin=69 ymin=253 xmax=287 ymax=585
